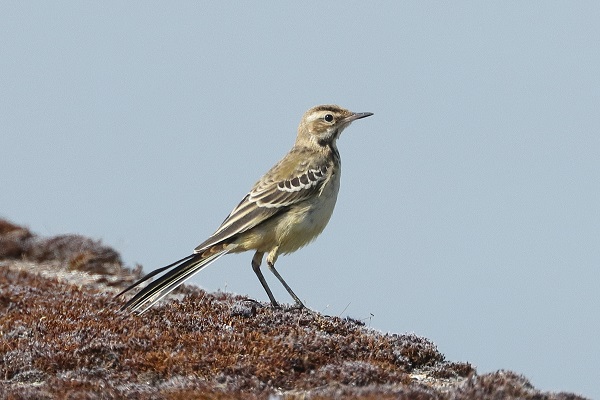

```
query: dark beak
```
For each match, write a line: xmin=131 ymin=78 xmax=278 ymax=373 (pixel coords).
xmin=346 ymin=111 xmax=374 ymax=122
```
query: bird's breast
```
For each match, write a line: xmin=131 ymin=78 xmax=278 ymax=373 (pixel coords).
xmin=276 ymin=169 xmax=341 ymax=254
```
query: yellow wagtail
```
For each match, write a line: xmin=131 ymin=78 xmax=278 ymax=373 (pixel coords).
xmin=118 ymin=104 xmax=373 ymax=313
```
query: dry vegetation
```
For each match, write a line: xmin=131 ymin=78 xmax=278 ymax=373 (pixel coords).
xmin=0 ymin=219 xmax=586 ymax=399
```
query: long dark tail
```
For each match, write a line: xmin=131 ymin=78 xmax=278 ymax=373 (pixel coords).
xmin=117 ymin=245 xmax=230 ymax=313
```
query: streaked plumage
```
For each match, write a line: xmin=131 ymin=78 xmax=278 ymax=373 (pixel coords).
xmin=117 ymin=105 xmax=373 ymax=313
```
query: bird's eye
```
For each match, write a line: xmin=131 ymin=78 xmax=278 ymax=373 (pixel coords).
xmin=324 ymin=114 xmax=334 ymax=123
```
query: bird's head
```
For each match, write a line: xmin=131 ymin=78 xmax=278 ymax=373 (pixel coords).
xmin=297 ymin=105 xmax=373 ymax=148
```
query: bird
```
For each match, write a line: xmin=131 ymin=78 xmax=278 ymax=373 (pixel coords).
xmin=117 ymin=104 xmax=373 ymax=313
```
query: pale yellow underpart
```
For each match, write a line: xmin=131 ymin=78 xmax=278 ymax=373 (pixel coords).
xmin=230 ymin=167 xmax=340 ymax=260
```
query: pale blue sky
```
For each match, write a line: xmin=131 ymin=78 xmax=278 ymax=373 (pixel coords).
xmin=2 ymin=2 xmax=599 ymax=398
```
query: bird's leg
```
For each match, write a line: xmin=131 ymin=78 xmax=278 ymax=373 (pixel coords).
xmin=266 ymin=249 xmax=305 ymax=309
xmin=251 ymin=251 xmax=280 ymax=308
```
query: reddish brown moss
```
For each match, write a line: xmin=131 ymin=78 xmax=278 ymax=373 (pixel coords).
xmin=0 ymin=219 xmax=33 ymax=259
xmin=0 ymin=220 xmax=588 ymax=399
